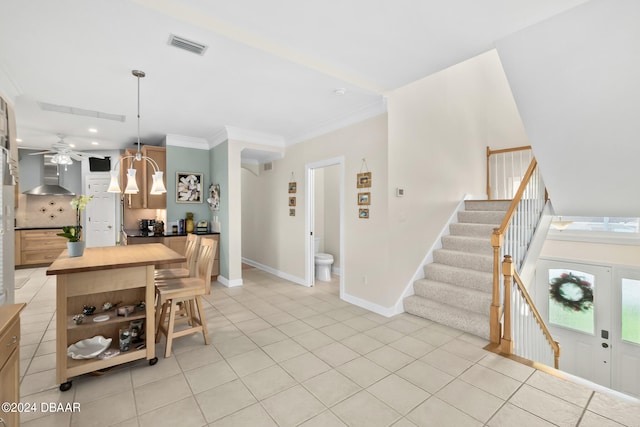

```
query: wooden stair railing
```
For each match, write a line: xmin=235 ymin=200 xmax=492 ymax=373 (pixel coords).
xmin=501 ymin=255 xmax=560 ymax=369
xmin=486 ymin=145 xmax=532 ymax=200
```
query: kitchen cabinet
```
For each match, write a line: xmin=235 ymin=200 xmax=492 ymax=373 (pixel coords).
xmin=0 ymin=303 xmax=26 ymax=427
xmin=120 ymin=146 xmax=166 ymax=209
xmin=15 ymin=228 xmax=66 ymax=267
xmin=46 ymin=244 xmax=184 ymax=391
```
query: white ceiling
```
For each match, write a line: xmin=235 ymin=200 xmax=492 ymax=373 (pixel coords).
xmin=0 ymin=0 xmax=587 ymax=154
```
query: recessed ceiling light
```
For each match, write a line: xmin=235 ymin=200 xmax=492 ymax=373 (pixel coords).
xmin=16 ymin=138 xmax=22 ymax=142
xmin=69 ymin=143 xmax=76 ymax=148
xmin=88 ymin=128 xmax=98 ymax=133
xmin=334 ymin=88 xmax=346 ymax=96
xmin=91 ymin=141 xmax=99 ymax=145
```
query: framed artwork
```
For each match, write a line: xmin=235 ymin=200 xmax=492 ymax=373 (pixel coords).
xmin=359 ymin=208 xmax=369 ymax=219
xmin=358 ymin=192 xmax=370 ymax=205
xmin=288 ymin=182 xmax=297 ymax=193
xmin=289 ymin=209 xmax=295 ymax=217
xmin=207 ymin=184 xmax=220 ymax=211
xmin=176 ymin=172 xmax=203 ymax=203
xmin=289 ymin=197 xmax=296 ymax=207
xmin=357 ymin=172 xmax=372 ymax=188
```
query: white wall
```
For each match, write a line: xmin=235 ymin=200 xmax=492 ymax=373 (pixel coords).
xmin=324 ymin=164 xmax=341 ymax=271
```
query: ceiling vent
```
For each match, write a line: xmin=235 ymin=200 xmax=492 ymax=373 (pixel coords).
xmin=38 ymin=102 xmax=125 ymax=122
xmin=168 ymin=34 xmax=208 ymax=55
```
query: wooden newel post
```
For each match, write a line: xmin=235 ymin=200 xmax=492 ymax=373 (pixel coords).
xmin=490 ymin=229 xmax=503 ymax=344
xmin=500 ymin=255 xmax=514 ymax=355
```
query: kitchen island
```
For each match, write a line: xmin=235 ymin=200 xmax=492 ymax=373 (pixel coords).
xmin=46 ymin=243 xmax=185 ymax=391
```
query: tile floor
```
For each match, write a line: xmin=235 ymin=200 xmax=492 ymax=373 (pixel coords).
xmin=12 ymin=266 xmax=640 ymax=427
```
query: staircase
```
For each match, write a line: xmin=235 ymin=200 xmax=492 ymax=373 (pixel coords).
xmin=404 ymin=200 xmax=510 ymax=339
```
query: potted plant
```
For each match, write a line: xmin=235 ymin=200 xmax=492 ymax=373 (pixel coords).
xmin=58 ymin=195 xmax=93 ymax=257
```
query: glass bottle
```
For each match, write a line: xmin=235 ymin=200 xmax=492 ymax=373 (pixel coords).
xmin=185 ymin=212 xmax=194 ymax=234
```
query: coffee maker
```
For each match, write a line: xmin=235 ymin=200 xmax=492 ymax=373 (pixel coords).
xmin=139 ymin=219 xmax=155 ymax=235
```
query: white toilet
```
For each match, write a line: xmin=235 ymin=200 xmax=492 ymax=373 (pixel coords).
xmin=314 ymin=238 xmax=334 ymax=282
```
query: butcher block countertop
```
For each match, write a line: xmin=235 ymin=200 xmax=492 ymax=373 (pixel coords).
xmin=46 ymin=243 xmax=186 ymax=276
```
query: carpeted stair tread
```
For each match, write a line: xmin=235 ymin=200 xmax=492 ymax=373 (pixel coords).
xmin=433 ymin=249 xmax=493 ymax=273
xmin=441 ymin=235 xmax=492 ymax=255
xmin=404 ymin=295 xmax=490 ymax=339
xmin=449 ymin=223 xmax=498 ymax=237
xmin=464 ymin=200 xmax=512 ymax=211
xmin=413 ymin=279 xmax=491 ymax=315
xmin=458 ymin=210 xmax=505 ymax=225
xmin=423 ymin=263 xmax=493 ymax=292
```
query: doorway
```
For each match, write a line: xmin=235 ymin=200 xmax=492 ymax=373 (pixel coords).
xmin=305 ymin=157 xmax=344 ymax=296
xmin=537 ymin=259 xmax=640 ymax=398
xmin=85 ymin=175 xmax=117 ymax=247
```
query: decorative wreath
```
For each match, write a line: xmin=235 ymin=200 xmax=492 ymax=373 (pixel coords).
xmin=549 ymin=273 xmax=593 ymax=312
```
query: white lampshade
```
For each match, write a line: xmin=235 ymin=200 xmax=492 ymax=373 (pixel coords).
xmin=124 ymin=168 xmax=139 ymax=194
xmin=150 ymin=171 xmax=167 ymax=195
xmin=107 ymin=170 xmax=121 ymax=193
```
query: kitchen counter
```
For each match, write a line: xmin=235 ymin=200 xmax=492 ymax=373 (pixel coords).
xmin=124 ymin=229 xmax=220 ymax=238
xmin=15 ymin=226 xmax=63 ymax=230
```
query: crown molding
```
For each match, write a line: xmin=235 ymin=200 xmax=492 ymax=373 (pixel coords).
xmin=208 ymin=127 xmax=228 ymax=148
xmin=225 ymin=126 xmax=286 ymax=147
xmin=165 ymin=134 xmax=209 ymax=150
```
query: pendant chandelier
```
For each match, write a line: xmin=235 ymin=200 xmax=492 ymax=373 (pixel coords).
xmin=107 ymin=70 xmax=166 ymax=195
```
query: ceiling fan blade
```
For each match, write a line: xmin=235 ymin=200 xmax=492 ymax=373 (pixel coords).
xmin=28 ymin=150 xmax=55 ymax=155
xmin=74 ymin=152 xmax=105 ymax=159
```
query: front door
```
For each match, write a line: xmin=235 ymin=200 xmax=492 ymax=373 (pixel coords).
xmin=536 ymin=259 xmax=612 ymax=387
xmin=85 ymin=176 xmax=116 ymax=247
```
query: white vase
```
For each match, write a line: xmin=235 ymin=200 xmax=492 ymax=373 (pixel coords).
xmin=67 ymin=241 xmax=85 ymax=258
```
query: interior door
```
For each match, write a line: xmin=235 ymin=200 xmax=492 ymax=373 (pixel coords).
xmin=612 ymin=268 xmax=640 ymax=398
xmin=536 ymin=259 xmax=612 ymax=387
xmin=85 ymin=176 xmax=116 ymax=247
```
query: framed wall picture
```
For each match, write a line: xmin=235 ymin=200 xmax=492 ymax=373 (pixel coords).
xmin=357 ymin=172 xmax=372 ymax=188
xmin=358 ymin=192 xmax=370 ymax=205
xmin=289 ymin=208 xmax=295 ymax=216
xmin=207 ymin=184 xmax=220 ymax=211
xmin=176 ymin=172 xmax=203 ymax=203
xmin=289 ymin=197 xmax=296 ymax=207
xmin=288 ymin=182 xmax=297 ymax=193
xmin=359 ymin=208 xmax=370 ymax=219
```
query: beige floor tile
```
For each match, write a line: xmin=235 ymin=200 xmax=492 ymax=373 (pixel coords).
xmin=436 ymin=379 xmax=504 ymax=422
xmin=459 ymin=364 xmax=522 ymax=400
xmin=428 ymin=322 xmax=466 ymax=337
xmin=486 ymin=403 xmax=556 ymax=427
xmin=224 ymin=309 xmax=258 ymax=323
xmin=262 ymin=311 xmax=297 ymax=326
xmin=526 ymin=370 xmax=594 ymax=407
xmin=341 ymin=333 xmax=385 ymax=355
xmin=286 ymin=305 xmax=320 ymax=319
xmin=22 ymin=413 xmax=72 ymax=427
xmin=130 ymin=355 xmax=181 ymax=388
xmin=34 ymin=339 xmax=57 ymax=357
xmin=262 ymin=338 xmax=308 ymax=362
xmin=391 ymin=417 xmax=418 ymax=427
xmin=18 ymin=388 xmax=77 ymax=424
xmin=410 ymin=327 xmax=456 ymax=347
xmin=303 ymin=369 xmax=362 ymax=406
xmin=440 ymin=339 xmax=488 ymax=362
xmin=209 ymin=403 xmax=278 ymax=427
xmin=25 ymin=352 xmax=56 ymax=375
xmin=579 ymin=410 xmax=627 ymax=427
xmin=174 ymin=344 xmax=223 ymax=371
xmin=367 ymin=374 xmax=430 ymax=415
xmin=361 ymin=312 xmax=392 ymax=325
xmin=342 ymin=315 xmax=380 ymax=332
xmin=458 ymin=332 xmax=489 ymax=347
xmin=508 ymin=384 xmax=583 ymax=426
xmin=313 ymin=342 xmax=360 ymax=367
xmin=234 ymin=317 xmax=272 ymax=334
xmin=420 ymin=348 xmax=475 ymax=376
xmin=389 ymin=335 xmax=435 ymax=358
xmin=320 ymin=323 xmax=359 ymax=340
xmin=325 ymin=308 xmax=359 ymax=322
xmin=293 ymin=329 xmax=335 ymax=350
xmin=246 ymin=326 xmax=289 ymax=347
xmin=367 ymin=348 xmax=413 ymax=371
xmin=209 ymin=324 xmax=244 ymax=344
xmin=214 ymin=335 xmax=259 ymax=359
xmin=137 ymin=396 xmax=206 ymax=427
xmin=195 ymin=379 xmax=257 ymax=423
xmin=227 ymin=348 xmax=275 ymax=377
xmin=302 ymin=314 xmax=338 ymax=328
xmin=20 ymin=368 xmax=57 ymax=396
xmin=587 ymin=391 xmax=640 ymax=426
xmin=261 ymin=385 xmax=326 ymax=427
xmin=72 ymin=367 xmax=132 ymax=404
xmin=396 ymin=360 xmax=454 ymax=394
xmin=298 ymin=410 xmax=347 ymax=427
xmin=407 ymin=396 xmax=482 ymax=427
xmin=277 ymin=319 xmax=316 ymax=337
xmin=332 ymin=390 xmax=401 ymax=427
xmin=184 ymin=359 xmax=238 ymax=394
xmin=70 ymin=390 xmax=137 ymax=427
xmin=134 ymin=373 xmax=192 ymax=414
xmin=280 ymin=351 xmax=332 ymax=382
xmin=478 ymin=352 xmax=535 ymax=382
xmin=385 ymin=318 xmax=425 ymax=335
xmin=364 ymin=325 xmax=405 ymax=344
xmin=337 ymin=356 xmax=390 ymax=388
xmin=20 ymin=343 xmax=39 ymax=361
xmin=241 ymin=364 xmax=297 ymax=400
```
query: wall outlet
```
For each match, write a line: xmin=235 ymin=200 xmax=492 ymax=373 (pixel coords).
xmin=396 ymin=187 xmax=405 ymax=197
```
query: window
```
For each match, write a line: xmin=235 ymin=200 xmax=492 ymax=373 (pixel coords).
xmin=548 ymin=268 xmax=595 ymax=334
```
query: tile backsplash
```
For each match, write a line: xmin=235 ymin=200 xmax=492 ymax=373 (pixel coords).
xmin=15 ymin=194 xmax=75 ymax=228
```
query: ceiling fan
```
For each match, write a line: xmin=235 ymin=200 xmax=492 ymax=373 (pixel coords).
xmin=28 ymin=135 xmax=104 ymax=165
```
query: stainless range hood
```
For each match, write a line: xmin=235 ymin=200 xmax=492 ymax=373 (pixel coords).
xmin=23 ymin=154 xmax=75 ymax=196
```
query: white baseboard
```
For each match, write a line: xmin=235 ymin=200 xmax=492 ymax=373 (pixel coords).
xmin=217 ymin=275 xmax=243 ymax=288
xmin=342 ymin=291 xmax=402 ymax=318
xmin=242 ymin=258 xmax=308 ymax=287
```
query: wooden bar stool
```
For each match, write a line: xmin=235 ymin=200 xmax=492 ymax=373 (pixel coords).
xmin=154 ymin=233 xmax=200 ymax=280
xmin=154 ymin=238 xmax=217 ymax=357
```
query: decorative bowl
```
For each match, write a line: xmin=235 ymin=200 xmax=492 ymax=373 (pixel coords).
xmin=67 ymin=336 xmax=112 ymax=359
xmin=82 ymin=305 xmax=96 ymax=315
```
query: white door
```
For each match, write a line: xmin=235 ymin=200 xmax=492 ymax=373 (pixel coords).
xmin=612 ymin=268 xmax=640 ymax=398
xmin=85 ymin=176 xmax=116 ymax=247
xmin=536 ymin=259 xmax=612 ymax=387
